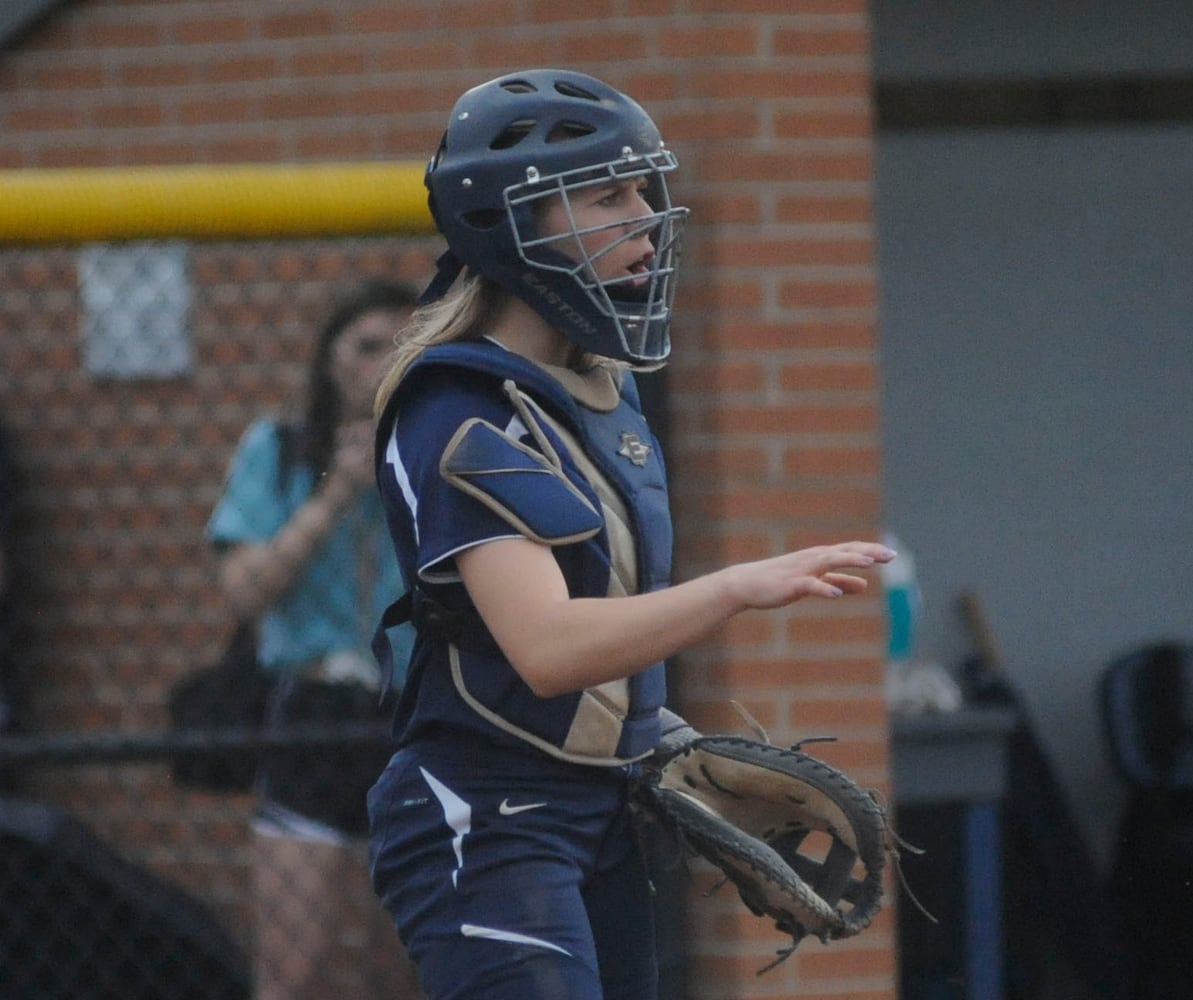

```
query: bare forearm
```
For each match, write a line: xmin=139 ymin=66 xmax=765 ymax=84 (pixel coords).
xmin=503 ymin=573 xmax=742 ymax=697
xmin=459 ymin=536 xmax=891 ymax=699
xmin=219 ymin=478 xmax=353 ymax=619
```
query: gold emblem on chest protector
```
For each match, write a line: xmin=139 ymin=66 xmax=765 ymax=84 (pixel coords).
xmin=617 ymin=432 xmax=652 ymax=467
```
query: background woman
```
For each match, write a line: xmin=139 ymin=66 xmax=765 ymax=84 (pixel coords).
xmin=209 ymin=279 xmax=423 ymax=999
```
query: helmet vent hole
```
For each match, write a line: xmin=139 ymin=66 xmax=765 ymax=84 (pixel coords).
xmin=554 ymin=81 xmax=600 ymax=102
xmin=546 ymin=120 xmax=596 ymax=143
xmin=490 ymin=119 xmax=536 ymax=150
xmin=501 ymin=80 xmax=539 ymax=95
xmin=461 ymin=209 xmax=506 ymax=231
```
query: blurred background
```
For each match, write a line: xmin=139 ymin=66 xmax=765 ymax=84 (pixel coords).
xmin=2 ymin=1 xmax=1192 ymax=999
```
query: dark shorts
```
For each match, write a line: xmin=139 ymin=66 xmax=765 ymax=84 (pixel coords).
xmin=367 ymin=742 xmax=658 ymax=1000
xmin=258 ymin=674 xmax=393 ymax=837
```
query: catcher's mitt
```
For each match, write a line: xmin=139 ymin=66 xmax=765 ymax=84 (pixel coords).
xmin=633 ymin=709 xmax=896 ymax=972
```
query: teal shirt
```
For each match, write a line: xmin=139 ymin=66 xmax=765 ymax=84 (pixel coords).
xmin=207 ymin=418 xmax=411 ymax=683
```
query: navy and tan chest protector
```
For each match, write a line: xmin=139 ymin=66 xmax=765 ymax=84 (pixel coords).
xmin=374 ymin=341 xmax=672 ymax=765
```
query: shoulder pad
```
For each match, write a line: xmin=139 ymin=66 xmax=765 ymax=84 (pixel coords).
xmin=440 ymin=418 xmax=603 ymax=546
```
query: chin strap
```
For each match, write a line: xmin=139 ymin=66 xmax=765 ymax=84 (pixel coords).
xmin=419 ymin=249 xmax=466 ymax=305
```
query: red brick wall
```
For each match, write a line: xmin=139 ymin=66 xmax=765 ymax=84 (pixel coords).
xmin=0 ymin=2 xmax=892 ymax=997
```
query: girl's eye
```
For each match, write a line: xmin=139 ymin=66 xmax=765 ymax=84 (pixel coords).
xmin=594 ymin=180 xmax=648 ymax=209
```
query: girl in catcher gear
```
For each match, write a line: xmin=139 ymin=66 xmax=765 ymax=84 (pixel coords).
xmin=367 ymin=68 xmax=896 ymax=1000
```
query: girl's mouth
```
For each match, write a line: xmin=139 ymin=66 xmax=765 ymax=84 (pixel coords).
xmin=628 ymin=253 xmax=654 ymax=285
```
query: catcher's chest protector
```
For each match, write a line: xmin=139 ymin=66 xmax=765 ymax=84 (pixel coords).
xmin=376 ymin=341 xmax=671 ymax=763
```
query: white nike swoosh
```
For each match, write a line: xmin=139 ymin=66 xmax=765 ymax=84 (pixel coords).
xmin=498 ymin=798 xmax=547 ymax=816
xmin=461 ymin=923 xmax=572 ymax=956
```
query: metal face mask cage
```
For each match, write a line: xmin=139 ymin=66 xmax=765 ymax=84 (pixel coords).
xmin=505 ymin=148 xmax=688 ymax=364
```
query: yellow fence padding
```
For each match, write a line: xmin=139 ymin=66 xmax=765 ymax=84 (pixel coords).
xmin=0 ymin=162 xmax=435 ymax=245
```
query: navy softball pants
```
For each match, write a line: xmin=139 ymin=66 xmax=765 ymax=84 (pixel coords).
xmin=368 ymin=743 xmax=659 ymax=1000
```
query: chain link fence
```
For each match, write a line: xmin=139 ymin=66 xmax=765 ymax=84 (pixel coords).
xmin=0 ymin=235 xmax=436 ymax=999
xmin=0 ymin=234 xmax=688 ymax=1000
xmin=0 ymin=732 xmax=421 ymax=999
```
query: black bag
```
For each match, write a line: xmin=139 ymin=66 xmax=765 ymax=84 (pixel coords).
xmin=168 ymin=421 xmax=295 ymax=793
xmin=261 ymin=678 xmax=394 ymax=836
xmin=167 ymin=622 xmax=273 ymax=793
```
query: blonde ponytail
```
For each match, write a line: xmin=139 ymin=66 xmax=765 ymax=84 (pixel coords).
xmin=374 ymin=270 xmax=634 ymax=421
xmin=374 ymin=273 xmax=502 ymax=419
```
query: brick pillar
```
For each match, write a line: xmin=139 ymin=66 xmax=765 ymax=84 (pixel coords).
xmin=632 ymin=4 xmax=897 ymax=997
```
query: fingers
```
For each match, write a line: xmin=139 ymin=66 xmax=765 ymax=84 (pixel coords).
xmin=335 ymin=420 xmax=375 ymax=451
xmin=326 ymin=421 xmax=377 ymax=493
xmin=771 ymin=542 xmax=893 ymax=605
xmin=821 ymin=571 xmax=869 ymax=596
xmin=782 ymin=542 xmax=895 ymax=581
xmin=817 ymin=541 xmax=896 ymax=568
xmin=802 ymin=574 xmax=867 ymax=601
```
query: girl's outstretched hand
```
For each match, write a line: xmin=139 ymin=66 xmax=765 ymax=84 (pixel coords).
xmin=458 ymin=537 xmax=895 ymax=698
xmin=718 ymin=541 xmax=896 ymax=611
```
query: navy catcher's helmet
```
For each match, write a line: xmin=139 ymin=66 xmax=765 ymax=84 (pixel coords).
xmin=423 ymin=69 xmax=688 ymax=364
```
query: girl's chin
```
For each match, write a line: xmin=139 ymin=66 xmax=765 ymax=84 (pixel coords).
xmin=605 ymin=281 xmax=651 ymax=304
xmin=602 ymin=268 xmax=649 ymax=288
